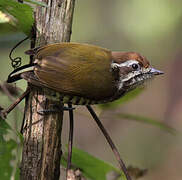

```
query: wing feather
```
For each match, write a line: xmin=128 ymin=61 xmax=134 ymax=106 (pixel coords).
xmin=32 ymin=43 xmax=117 ymax=101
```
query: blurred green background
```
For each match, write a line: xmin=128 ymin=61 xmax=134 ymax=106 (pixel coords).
xmin=0 ymin=0 xmax=182 ymax=179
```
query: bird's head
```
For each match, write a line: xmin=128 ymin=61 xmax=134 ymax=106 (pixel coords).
xmin=111 ymin=52 xmax=163 ymax=91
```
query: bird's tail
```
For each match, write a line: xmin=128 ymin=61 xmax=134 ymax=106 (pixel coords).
xmin=7 ymin=63 xmax=36 ymax=83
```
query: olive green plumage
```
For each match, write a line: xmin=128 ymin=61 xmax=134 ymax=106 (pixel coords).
xmin=26 ymin=43 xmax=118 ymax=103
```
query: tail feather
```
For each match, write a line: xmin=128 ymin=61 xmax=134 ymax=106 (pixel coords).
xmin=7 ymin=63 xmax=36 ymax=83
xmin=21 ymin=71 xmax=52 ymax=89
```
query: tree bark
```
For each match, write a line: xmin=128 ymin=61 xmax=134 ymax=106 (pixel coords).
xmin=20 ymin=0 xmax=75 ymax=179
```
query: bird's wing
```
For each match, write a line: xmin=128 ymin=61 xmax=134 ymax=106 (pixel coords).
xmin=31 ymin=43 xmax=116 ymax=101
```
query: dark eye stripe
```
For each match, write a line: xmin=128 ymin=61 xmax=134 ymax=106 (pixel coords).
xmin=119 ymin=66 xmax=133 ymax=75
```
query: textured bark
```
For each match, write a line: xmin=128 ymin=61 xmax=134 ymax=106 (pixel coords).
xmin=20 ymin=0 xmax=75 ymax=180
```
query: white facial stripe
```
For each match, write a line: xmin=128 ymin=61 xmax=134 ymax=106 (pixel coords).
xmin=122 ymin=71 xmax=140 ymax=82
xmin=111 ymin=60 xmax=152 ymax=90
xmin=122 ymin=67 xmax=151 ymax=82
xmin=111 ymin=60 xmax=139 ymax=69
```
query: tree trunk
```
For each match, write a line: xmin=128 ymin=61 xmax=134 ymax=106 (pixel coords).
xmin=20 ymin=0 xmax=75 ymax=179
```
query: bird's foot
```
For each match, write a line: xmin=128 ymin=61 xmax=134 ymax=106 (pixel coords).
xmin=38 ymin=104 xmax=75 ymax=115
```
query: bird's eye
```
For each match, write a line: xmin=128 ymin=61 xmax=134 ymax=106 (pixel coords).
xmin=131 ymin=63 xmax=140 ymax=70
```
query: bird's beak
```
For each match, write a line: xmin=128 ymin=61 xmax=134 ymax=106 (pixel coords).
xmin=149 ymin=67 xmax=164 ymax=75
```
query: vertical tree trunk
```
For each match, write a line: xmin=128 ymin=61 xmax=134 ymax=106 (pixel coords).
xmin=20 ymin=1 xmax=75 ymax=179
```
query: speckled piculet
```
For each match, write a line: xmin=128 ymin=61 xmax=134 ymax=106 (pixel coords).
xmin=18 ymin=43 xmax=163 ymax=105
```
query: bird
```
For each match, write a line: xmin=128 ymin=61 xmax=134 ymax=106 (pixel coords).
xmin=6 ymin=42 xmax=163 ymax=180
xmin=16 ymin=42 xmax=163 ymax=105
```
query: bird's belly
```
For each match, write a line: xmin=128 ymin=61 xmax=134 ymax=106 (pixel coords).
xmin=44 ymin=88 xmax=117 ymax=105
